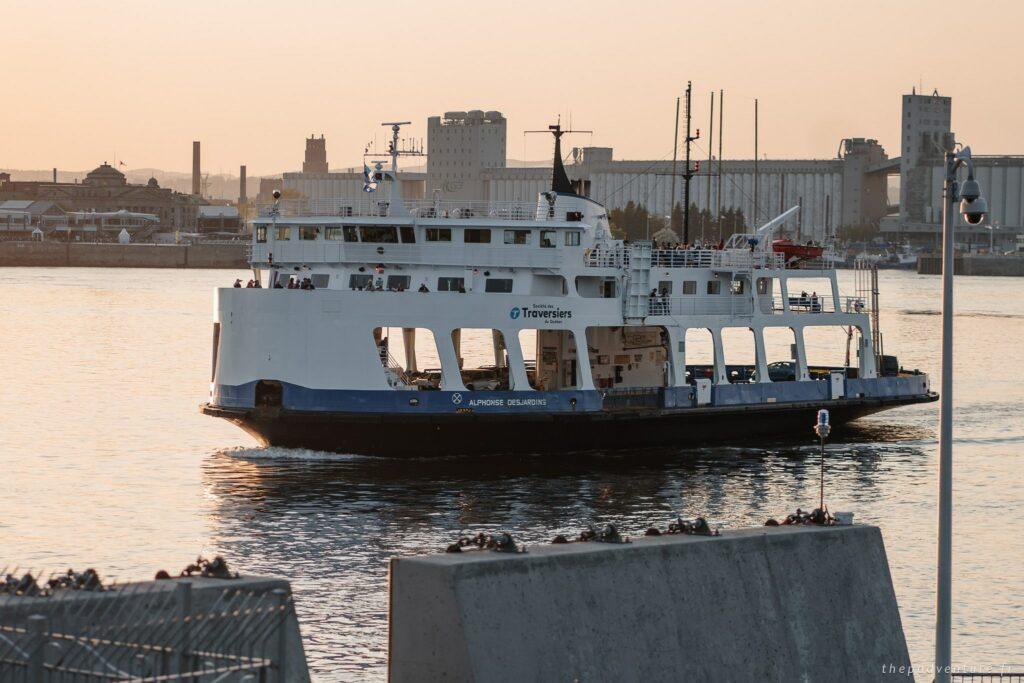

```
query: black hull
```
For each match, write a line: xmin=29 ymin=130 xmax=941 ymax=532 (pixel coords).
xmin=203 ymin=393 xmax=937 ymax=458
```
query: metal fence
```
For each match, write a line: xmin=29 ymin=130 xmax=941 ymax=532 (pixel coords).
xmin=0 ymin=571 xmax=294 ymax=682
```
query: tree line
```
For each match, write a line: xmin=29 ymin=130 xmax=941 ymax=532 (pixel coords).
xmin=608 ymin=201 xmax=749 ymax=242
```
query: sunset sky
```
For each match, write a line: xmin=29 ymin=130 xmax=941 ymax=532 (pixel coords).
xmin=3 ymin=0 xmax=1022 ymax=175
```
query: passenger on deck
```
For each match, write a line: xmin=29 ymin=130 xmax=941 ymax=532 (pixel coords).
xmin=233 ymin=279 xmax=242 ymax=288
xmin=457 ymin=283 xmax=466 ymax=293
xmin=273 ymin=280 xmax=284 ymax=289
xmin=418 ymin=283 xmax=429 ymax=293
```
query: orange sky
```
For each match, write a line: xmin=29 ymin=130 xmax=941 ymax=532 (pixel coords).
xmin=3 ymin=0 xmax=1022 ymax=175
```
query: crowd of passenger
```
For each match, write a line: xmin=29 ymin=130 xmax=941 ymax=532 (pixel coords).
xmin=649 ymin=238 xmax=726 ymax=251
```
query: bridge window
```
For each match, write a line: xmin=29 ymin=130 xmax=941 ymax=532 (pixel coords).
xmin=706 ymin=280 xmax=721 ymax=295
xmin=438 ymin=276 xmax=465 ymax=292
xmin=349 ymin=274 xmax=372 ymax=290
xmin=311 ymin=273 xmax=330 ymax=289
xmin=657 ymin=280 xmax=673 ymax=295
xmin=325 ymin=227 xmax=343 ymax=240
xmin=255 ymin=226 xmax=267 ymax=243
xmin=300 ymin=227 xmax=318 ymax=241
xmin=682 ymin=280 xmax=696 ymax=295
xmin=426 ymin=228 xmax=451 ymax=242
xmin=504 ymin=229 xmax=530 ymax=245
xmin=275 ymin=226 xmax=291 ymax=241
xmin=464 ymin=228 xmax=491 ymax=243
xmin=344 ymin=226 xmax=359 ymax=242
xmin=565 ymin=231 xmax=581 ymax=246
xmin=731 ymin=278 xmax=746 ymax=295
xmin=386 ymin=275 xmax=411 ymax=291
xmin=540 ymin=230 xmax=556 ymax=248
xmin=400 ymin=226 xmax=415 ymax=243
xmin=362 ymin=226 xmax=398 ymax=243
xmin=485 ymin=278 xmax=513 ymax=293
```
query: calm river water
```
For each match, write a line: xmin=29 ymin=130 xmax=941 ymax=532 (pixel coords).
xmin=1 ymin=267 xmax=1021 ymax=680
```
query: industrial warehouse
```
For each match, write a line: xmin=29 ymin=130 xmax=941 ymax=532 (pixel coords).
xmin=282 ymin=90 xmax=1024 ymax=250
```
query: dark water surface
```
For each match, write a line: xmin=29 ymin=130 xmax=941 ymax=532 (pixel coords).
xmin=1 ymin=267 xmax=1021 ymax=680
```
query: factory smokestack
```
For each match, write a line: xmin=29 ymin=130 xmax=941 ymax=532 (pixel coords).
xmin=52 ymin=167 xmax=57 ymax=183
xmin=192 ymin=141 xmax=201 ymax=196
xmin=239 ymin=165 xmax=247 ymax=204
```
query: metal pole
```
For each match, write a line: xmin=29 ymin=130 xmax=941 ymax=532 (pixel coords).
xmin=935 ymin=151 xmax=956 ymax=683
xmin=754 ymin=99 xmax=759 ymax=226
xmin=707 ymin=91 xmax=715 ymax=224
xmin=683 ymin=81 xmax=693 ymax=244
xmin=717 ymin=89 xmax=724 ymax=238
xmin=670 ymin=97 xmax=680 ymax=227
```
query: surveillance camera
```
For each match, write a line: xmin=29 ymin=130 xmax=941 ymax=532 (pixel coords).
xmin=272 ymin=189 xmax=282 ymax=200
xmin=960 ymin=196 xmax=988 ymax=225
xmin=960 ymin=178 xmax=981 ymax=203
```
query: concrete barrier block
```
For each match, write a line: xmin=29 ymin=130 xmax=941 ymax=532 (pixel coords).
xmin=389 ymin=525 xmax=911 ymax=682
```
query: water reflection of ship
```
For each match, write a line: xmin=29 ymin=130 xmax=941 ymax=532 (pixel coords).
xmin=202 ymin=422 xmax=927 ymax=524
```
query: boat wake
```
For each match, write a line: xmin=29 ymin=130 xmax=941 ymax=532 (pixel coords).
xmin=899 ymin=309 xmax=1023 ymax=320
xmin=217 ymin=445 xmax=369 ymax=462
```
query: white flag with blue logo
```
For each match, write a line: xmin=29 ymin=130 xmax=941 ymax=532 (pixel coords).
xmin=362 ymin=163 xmax=378 ymax=193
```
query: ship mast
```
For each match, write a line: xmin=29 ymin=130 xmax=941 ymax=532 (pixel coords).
xmin=365 ymin=121 xmax=423 ymax=216
xmin=525 ymin=119 xmax=592 ymax=194
xmin=681 ymin=81 xmax=700 ymax=244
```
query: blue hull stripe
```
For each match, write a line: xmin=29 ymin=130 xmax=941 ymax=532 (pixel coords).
xmin=211 ymin=375 xmax=931 ymax=414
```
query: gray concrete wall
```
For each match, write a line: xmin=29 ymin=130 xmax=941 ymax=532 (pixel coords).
xmin=0 ymin=241 xmax=247 ymax=269
xmin=390 ymin=525 xmax=911 ymax=682
xmin=918 ymin=253 xmax=1024 ymax=276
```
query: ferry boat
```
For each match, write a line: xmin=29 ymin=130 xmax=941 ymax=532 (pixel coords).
xmin=201 ymin=122 xmax=936 ymax=456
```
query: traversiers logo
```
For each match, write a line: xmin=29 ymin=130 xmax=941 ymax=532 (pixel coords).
xmin=510 ymin=303 xmax=573 ymax=322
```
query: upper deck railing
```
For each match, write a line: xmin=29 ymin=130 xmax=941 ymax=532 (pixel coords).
xmin=256 ymin=198 xmax=545 ymax=222
xmin=772 ymin=294 xmax=865 ymax=314
xmin=585 ymin=247 xmax=785 ymax=270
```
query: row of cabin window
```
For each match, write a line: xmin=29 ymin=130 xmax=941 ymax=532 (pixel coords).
xmin=348 ymin=274 xmax=513 ymax=292
xmin=257 ymin=225 xmax=581 ymax=247
xmin=654 ymin=279 xmax=750 ymax=295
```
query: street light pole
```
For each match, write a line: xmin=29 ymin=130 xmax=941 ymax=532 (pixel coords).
xmin=935 ymin=146 xmax=987 ymax=683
